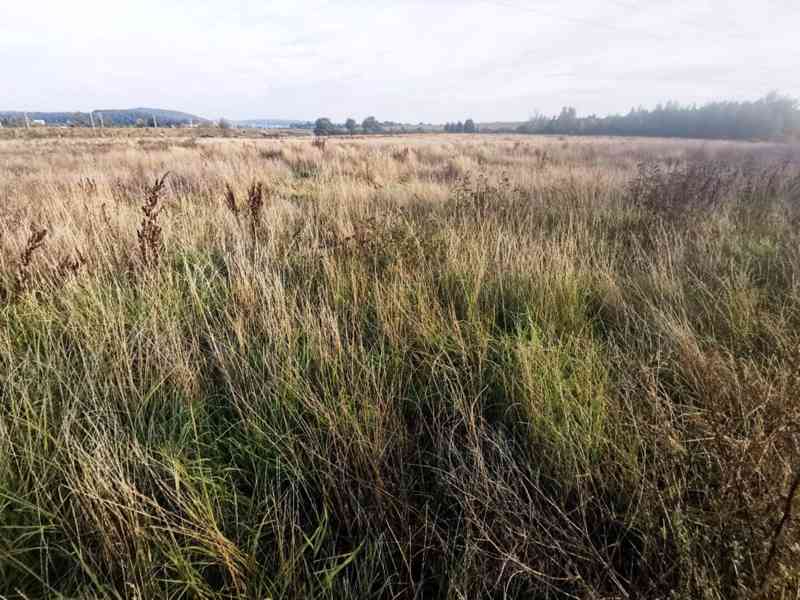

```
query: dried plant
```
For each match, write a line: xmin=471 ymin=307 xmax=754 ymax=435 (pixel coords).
xmin=626 ymin=159 xmax=739 ymax=216
xmin=312 ymin=137 xmax=328 ymax=152
xmin=20 ymin=226 xmax=48 ymax=267
xmin=224 ymin=182 xmax=240 ymax=218
xmin=137 ymin=172 xmax=169 ymax=269
xmin=8 ymin=226 xmax=48 ymax=300
xmin=54 ymin=249 xmax=87 ymax=283
xmin=391 ymin=147 xmax=411 ymax=162
xmin=247 ymin=180 xmax=265 ymax=240
xmin=79 ymin=176 xmax=98 ymax=195
xmin=258 ymin=148 xmax=284 ymax=161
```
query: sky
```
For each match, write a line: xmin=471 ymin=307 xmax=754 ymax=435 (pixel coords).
xmin=2 ymin=0 xmax=799 ymax=122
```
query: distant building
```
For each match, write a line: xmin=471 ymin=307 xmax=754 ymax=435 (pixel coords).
xmin=31 ymin=119 xmax=46 ymax=127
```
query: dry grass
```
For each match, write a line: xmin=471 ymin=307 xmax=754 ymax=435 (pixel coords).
xmin=1 ymin=133 xmax=800 ymax=599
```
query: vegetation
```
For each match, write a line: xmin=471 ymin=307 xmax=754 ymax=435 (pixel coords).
xmin=444 ymin=119 xmax=477 ymax=133
xmin=516 ymin=93 xmax=800 ymax=141
xmin=0 ymin=108 xmax=208 ymax=128
xmin=362 ymin=116 xmax=381 ymax=134
xmin=313 ymin=117 xmax=418 ymax=136
xmin=314 ymin=117 xmax=338 ymax=136
xmin=1 ymin=132 xmax=800 ymax=599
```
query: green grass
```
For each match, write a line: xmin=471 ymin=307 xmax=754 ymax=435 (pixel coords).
xmin=1 ymin=136 xmax=799 ymax=598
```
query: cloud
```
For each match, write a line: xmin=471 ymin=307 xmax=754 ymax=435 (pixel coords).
xmin=3 ymin=0 xmax=798 ymax=121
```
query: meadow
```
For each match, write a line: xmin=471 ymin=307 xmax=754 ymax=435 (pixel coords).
xmin=1 ymin=131 xmax=799 ymax=599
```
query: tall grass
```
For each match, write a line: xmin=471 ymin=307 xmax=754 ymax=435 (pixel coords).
xmin=1 ymin=134 xmax=799 ymax=598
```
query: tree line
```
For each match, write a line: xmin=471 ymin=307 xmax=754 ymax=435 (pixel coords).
xmin=314 ymin=116 xmax=419 ymax=136
xmin=515 ymin=93 xmax=800 ymax=141
xmin=314 ymin=116 xmax=478 ymax=136
xmin=444 ymin=119 xmax=477 ymax=133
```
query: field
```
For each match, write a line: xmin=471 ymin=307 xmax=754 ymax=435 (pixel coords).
xmin=1 ymin=132 xmax=800 ymax=599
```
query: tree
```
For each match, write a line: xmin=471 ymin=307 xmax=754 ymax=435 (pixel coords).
xmin=218 ymin=118 xmax=232 ymax=130
xmin=555 ymin=107 xmax=577 ymax=133
xmin=455 ymin=121 xmax=464 ymax=133
xmin=464 ymin=119 xmax=476 ymax=133
xmin=510 ymin=94 xmax=800 ymax=140
xmin=345 ymin=118 xmax=357 ymax=135
xmin=314 ymin=118 xmax=336 ymax=136
xmin=362 ymin=116 xmax=381 ymax=134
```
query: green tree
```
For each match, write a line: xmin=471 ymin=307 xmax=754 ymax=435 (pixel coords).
xmin=362 ymin=116 xmax=381 ymax=134
xmin=314 ymin=118 xmax=336 ymax=136
xmin=464 ymin=119 xmax=476 ymax=133
xmin=345 ymin=118 xmax=357 ymax=135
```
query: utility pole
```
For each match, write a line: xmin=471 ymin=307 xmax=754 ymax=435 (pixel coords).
xmin=98 ymin=113 xmax=104 ymax=128
xmin=152 ymin=114 xmax=158 ymax=128
xmin=89 ymin=112 xmax=95 ymax=129
xmin=24 ymin=112 xmax=30 ymax=129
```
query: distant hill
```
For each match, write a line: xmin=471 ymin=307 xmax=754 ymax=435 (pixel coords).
xmin=0 ymin=108 xmax=210 ymax=127
xmin=95 ymin=108 xmax=210 ymax=126
xmin=0 ymin=111 xmax=87 ymax=126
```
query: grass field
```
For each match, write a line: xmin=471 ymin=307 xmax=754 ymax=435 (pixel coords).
xmin=1 ymin=132 xmax=800 ymax=598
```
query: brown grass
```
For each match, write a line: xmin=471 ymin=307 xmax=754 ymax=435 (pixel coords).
xmin=1 ymin=132 xmax=799 ymax=599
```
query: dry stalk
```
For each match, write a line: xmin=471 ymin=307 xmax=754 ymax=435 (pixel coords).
xmin=137 ymin=172 xmax=169 ymax=269
xmin=7 ymin=226 xmax=48 ymax=300
xmin=247 ymin=180 xmax=265 ymax=242
xmin=760 ymin=467 xmax=800 ymax=591
xmin=224 ymin=182 xmax=240 ymax=219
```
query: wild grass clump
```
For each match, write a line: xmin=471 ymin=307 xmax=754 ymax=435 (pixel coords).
xmin=1 ymin=133 xmax=799 ymax=599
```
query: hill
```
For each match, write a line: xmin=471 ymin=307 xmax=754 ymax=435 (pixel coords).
xmin=95 ymin=108 xmax=210 ymax=126
xmin=0 ymin=108 xmax=209 ymax=127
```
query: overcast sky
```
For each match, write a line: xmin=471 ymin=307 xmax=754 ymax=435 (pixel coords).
xmin=3 ymin=0 xmax=799 ymax=122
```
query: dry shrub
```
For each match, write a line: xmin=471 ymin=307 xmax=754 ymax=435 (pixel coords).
xmin=391 ymin=147 xmax=411 ymax=162
xmin=53 ymin=250 xmax=87 ymax=284
xmin=259 ymin=148 xmax=284 ymax=161
xmin=627 ymin=158 xmax=800 ymax=220
xmin=78 ymin=176 xmax=98 ymax=196
xmin=432 ymin=159 xmax=464 ymax=184
xmin=168 ymin=172 xmax=209 ymax=202
xmin=449 ymin=171 xmax=522 ymax=224
xmin=626 ymin=160 xmax=740 ymax=216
